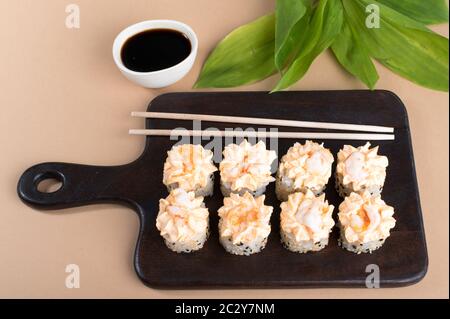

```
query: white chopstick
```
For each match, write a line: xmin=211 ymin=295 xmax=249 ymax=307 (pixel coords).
xmin=131 ymin=111 xmax=394 ymax=133
xmin=129 ymin=129 xmax=395 ymax=140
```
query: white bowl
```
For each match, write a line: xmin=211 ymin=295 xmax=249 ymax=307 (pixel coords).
xmin=112 ymin=20 xmax=198 ymax=88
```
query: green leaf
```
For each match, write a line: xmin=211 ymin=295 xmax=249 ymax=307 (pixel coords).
xmin=344 ymin=0 xmax=449 ymax=91
xmin=275 ymin=0 xmax=310 ymax=71
xmin=194 ymin=14 xmax=276 ymax=88
xmin=362 ymin=0 xmax=436 ymax=33
xmin=331 ymin=20 xmax=379 ymax=89
xmin=376 ymin=0 xmax=449 ymax=25
xmin=272 ymin=0 xmax=344 ymax=92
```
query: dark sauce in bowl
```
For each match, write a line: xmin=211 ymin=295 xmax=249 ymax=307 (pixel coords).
xmin=121 ymin=29 xmax=191 ymax=72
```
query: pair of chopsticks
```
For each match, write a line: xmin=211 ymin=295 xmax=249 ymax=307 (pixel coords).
xmin=129 ymin=112 xmax=395 ymax=140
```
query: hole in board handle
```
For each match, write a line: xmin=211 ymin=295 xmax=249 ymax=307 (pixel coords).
xmin=34 ymin=171 xmax=64 ymax=194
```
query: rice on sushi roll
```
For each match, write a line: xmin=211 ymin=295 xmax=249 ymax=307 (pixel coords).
xmin=163 ymin=144 xmax=217 ymax=197
xmin=338 ymin=191 xmax=396 ymax=254
xmin=218 ymin=192 xmax=273 ymax=256
xmin=335 ymin=142 xmax=388 ymax=198
xmin=280 ymin=190 xmax=335 ymax=253
xmin=156 ymin=188 xmax=209 ymax=253
xmin=276 ymin=141 xmax=334 ymax=201
xmin=219 ymin=139 xmax=277 ymax=197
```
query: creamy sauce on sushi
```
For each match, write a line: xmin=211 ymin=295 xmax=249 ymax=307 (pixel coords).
xmin=337 ymin=142 xmax=389 ymax=192
xmin=220 ymin=140 xmax=277 ymax=192
xmin=280 ymin=191 xmax=334 ymax=242
xmin=345 ymin=152 xmax=368 ymax=182
xmin=364 ymin=204 xmax=382 ymax=233
xmin=163 ymin=144 xmax=217 ymax=191
xmin=218 ymin=192 xmax=273 ymax=244
xmin=338 ymin=191 xmax=396 ymax=244
xmin=278 ymin=141 xmax=334 ymax=190
xmin=296 ymin=200 xmax=323 ymax=233
xmin=156 ymin=189 xmax=209 ymax=242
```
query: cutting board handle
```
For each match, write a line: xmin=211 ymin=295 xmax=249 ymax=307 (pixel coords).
xmin=17 ymin=162 xmax=129 ymax=210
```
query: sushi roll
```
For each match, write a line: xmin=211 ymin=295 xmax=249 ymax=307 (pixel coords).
xmin=218 ymin=192 xmax=273 ymax=256
xmin=280 ymin=190 xmax=335 ymax=253
xmin=163 ymin=144 xmax=217 ymax=197
xmin=335 ymin=142 xmax=388 ymax=197
xmin=156 ymin=188 xmax=209 ymax=253
xmin=276 ymin=141 xmax=334 ymax=201
xmin=338 ymin=191 xmax=396 ymax=254
xmin=219 ymin=139 xmax=277 ymax=197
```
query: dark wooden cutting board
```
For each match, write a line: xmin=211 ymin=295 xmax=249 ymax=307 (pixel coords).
xmin=17 ymin=90 xmax=428 ymax=289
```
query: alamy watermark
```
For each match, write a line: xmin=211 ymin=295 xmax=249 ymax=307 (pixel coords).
xmin=65 ymin=4 xmax=80 ymax=29
xmin=169 ymin=120 xmax=280 ymax=173
xmin=366 ymin=4 xmax=380 ymax=29
xmin=365 ymin=264 xmax=380 ymax=288
xmin=65 ymin=264 xmax=80 ymax=288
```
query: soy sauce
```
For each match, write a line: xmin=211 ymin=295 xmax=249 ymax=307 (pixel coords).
xmin=121 ymin=29 xmax=191 ymax=72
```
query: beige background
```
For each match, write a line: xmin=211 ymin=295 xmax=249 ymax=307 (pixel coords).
xmin=0 ymin=0 xmax=448 ymax=298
